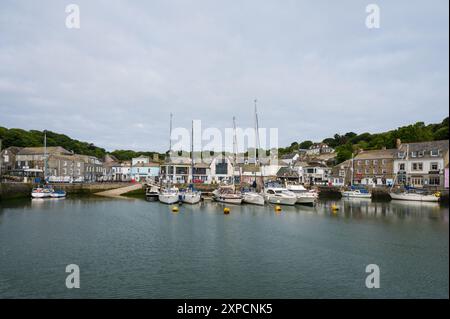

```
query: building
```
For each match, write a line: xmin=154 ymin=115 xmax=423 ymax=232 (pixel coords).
xmin=305 ymin=143 xmax=335 ymax=156
xmin=353 ymin=148 xmax=396 ymax=186
xmin=160 ymin=157 xmax=191 ymax=184
xmin=0 ymin=146 xmax=21 ymax=176
xmin=303 ymin=161 xmax=331 ymax=185
xmin=394 ymin=139 xmax=449 ymax=189
xmin=329 ymin=159 xmax=352 ymax=186
xmin=130 ymin=162 xmax=160 ymax=182
xmin=132 ymin=155 xmax=150 ymax=166
xmin=111 ymin=161 xmax=131 ymax=182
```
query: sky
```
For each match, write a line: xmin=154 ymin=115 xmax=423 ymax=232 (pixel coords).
xmin=0 ymin=0 xmax=448 ymax=152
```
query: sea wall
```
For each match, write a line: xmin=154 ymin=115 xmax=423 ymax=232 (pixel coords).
xmin=0 ymin=182 xmax=133 ymax=201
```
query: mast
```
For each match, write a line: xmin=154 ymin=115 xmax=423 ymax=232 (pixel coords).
xmin=44 ymin=130 xmax=47 ymax=183
xmin=191 ymin=120 xmax=194 ymax=184
xmin=232 ymin=116 xmax=238 ymax=186
xmin=350 ymin=152 xmax=354 ymax=186
xmin=169 ymin=113 xmax=173 ymax=153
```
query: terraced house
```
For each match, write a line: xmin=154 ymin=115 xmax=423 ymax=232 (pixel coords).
xmin=353 ymin=148 xmax=396 ymax=186
xmin=393 ymin=139 xmax=449 ymax=188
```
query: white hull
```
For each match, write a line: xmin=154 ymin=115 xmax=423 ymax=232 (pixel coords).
xmin=242 ymin=193 xmax=265 ymax=205
xmin=266 ymin=195 xmax=297 ymax=206
xmin=31 ymin=192 xmax=51 ymax=198
xmin=50 ymin=193 xmax=66 ymax=198
xmin=390 ymin=192 xmax=440 ymax=202
xmin=214 ymin=196 xmax=243 ymax=205
xmin=158 ymin=194 xmax=180 ymax=204
xmin=181 ymin=193 xmax=201 ymax=204
xmin=341 ymin=191 xmax=372 ymax=198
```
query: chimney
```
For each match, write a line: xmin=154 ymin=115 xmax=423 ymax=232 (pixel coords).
xmin=396 ymin=138 xmax=401 ymax=149
xmin=153 ymin=153 xmax=159 ymax=162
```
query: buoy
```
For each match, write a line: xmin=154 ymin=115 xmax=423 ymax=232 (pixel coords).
xmin=172 ymin=206 xmax=179 ymax=212
xmin=223 ymin=207 xmax=230 ymax=214
xmin=434 ymin=192 xmax=441 ymax=197
xmin=275 ymin=205 xmax=282 ymax=212
xmin=331 ymin=204 xmax=339 ymax=212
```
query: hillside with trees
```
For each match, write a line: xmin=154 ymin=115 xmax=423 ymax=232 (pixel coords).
xmin=278 ymin=117 xmax=449 ymax=163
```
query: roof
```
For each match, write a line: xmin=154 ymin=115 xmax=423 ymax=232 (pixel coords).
xmin=354 ymin=149 xmax=396 ymax=160
xmin=17 ymin=146 xmax=72 ymax=156
xmin=276 ymin=167 xmax=299 ymax=177
xmin=1 ymin=146 xmax=22 ymax=154
xmin=397 ymin=140 xmax=449 ymax=156
xmin=133 ymin=162 xmax=160 ymax=167
xmin=193 ymin=162 xmax=210 ymax=168
xmin=242 ymin=164 xmax=260 ymax=173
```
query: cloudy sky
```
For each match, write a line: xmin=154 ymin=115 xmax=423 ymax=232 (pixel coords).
xmin=0 ymin=0 xmax=448 ymax=152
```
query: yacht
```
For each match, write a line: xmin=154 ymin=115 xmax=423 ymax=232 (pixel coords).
xmin=180 ymin=188 xmax=202 ymax=204
xmin=31 ymin=187 xmax=52 ymax=198
xmin=264 ymin=182 xmax=297 ymax=205
xmin=242 ymin=190 xmax=265 ymax=205
xmin=50 ymin=189 xmax=66 ymax=198
xmin=286 ymin=184 xmax=318 ymax=204
xmin=158 ymin=187 xmax=180 ymax=204
xmin=390 ymin=188 xmax=440 ymax=202
xmin=212 ymin=186 xmax=243 ymax=205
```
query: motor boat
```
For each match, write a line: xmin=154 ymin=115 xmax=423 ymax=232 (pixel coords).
xmin=158 ymin=187 xmax=180 ymax=204
xmin=263 ymin=182 xmax=297 ymax=205
xmin=286 ymin=184 xmax=318 ymax=205
xmin=341 ymin=186 xmax=372 ymax=199
xmin=242 ymin=190 xmax=265 ymax=205
xmin=390 ymin=188 xmax=440 ymax=202
xmin=31 ymin=187 xmax=52 ymax=198
xmin=212 ymin=185 xmax=243 ymax=205
xmin=145 ymin=185 xmax=160 ymax=202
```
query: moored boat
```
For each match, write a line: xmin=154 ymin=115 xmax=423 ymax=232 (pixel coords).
xmin=31 ymin=187 xmax=52 ymax=198
xmin=286 ymin=184 xmax=318 ymax=204
xmin=181 ymin=189 xmax=202 ymax=204
xmin=264 ymin=182 xmax=297 ymax=205
xmin=145 ymin=185 xmax=160 ymax=202
xmin=212 ymin=186 xmax=243 ymax=205
xmin=390 ymin=188 xmax=440 ymax=202
xmin=341 ymin=186 xmax=372 ymax=199
xmin=50 ymin=189 xmax=66 ymax=198
xmin=242 ymin=191 xmax=265 ymax=205
xmin=158 ymin=187 xmax=180 ymax=204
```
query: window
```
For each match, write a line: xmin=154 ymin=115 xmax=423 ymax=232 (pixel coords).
xmin=176 ymin=167 xmax=188 ymax=175
xmin=411 ymin=177 xmax=423 ymax=186
xmin=373 ymin=160 xmax=378 ymax=165
xmin=215 ymin=161 xmax=228 ymax=175
xmin=398 ymin=152 xmax=405 ymax=158
xmin=429 ymin=177 xmax=440 ymax=185
xmin=399 ymin=163 xmax=405 ymax=171
xmin=382 ymin=169 xmax=387 ymax=174
xmin=365 ymin=160 xmax=370 ymax=165
xmin=357 ymin=169 xmax=362 ymax=174
xmin=64 ymin=161 xmax=67 ymax=166
xmin=418 ymin=151 xmax=424 ymax=157
xmin=382 ymin=159 xmax=387 ymax=165
xmin=373 ymin=169 xmax=378 ymax=174
xmin=411 ymin=152 xmax=417 ymax=157
xmin=411 ymin=162 xmax=423 ymax=171
xmin=365 ymin=168 xmax=370 ymax=174
xmin=430 ymin=149 xmax=439 ymax=156
xmin=339 ymin=170 xmax=345 ymax=177
xmin=430 ymin=163 xmax=439 ymax=171
xmin=77 ymin=162 xmax=81 ymax=167
xmin=63 ymin=168 xmax=67 ymax=175
xmin=357 ymin=161 xmax=362 ymax=166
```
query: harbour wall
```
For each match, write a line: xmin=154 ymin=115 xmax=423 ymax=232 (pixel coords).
xmin=0 ymin=182 xmax=134 ymax=201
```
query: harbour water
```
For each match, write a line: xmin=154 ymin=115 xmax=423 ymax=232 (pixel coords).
xmin=0 ymin=197 xmax=448 ymax=298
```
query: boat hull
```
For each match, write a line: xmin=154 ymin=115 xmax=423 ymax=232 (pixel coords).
xmin=242 ymin=193 xmax=265 ymax=205
xmin=390 ymin=192 xmax=440 ymax=202
xmin=158 ymin=194 xmax=180 ymax=204
xmin=341 ymin=191 xmax=372 ymax=199
xmin=266 ymin=195 xmax=297 ymax=205
xmin=181 ymin=193 xmax=201 ymax=204
xmin=214 ymin=196 xmax=243 ymax=205
xmin=295 ymin=196 xmax=316 ymax=204
xmin=145 ymin=194 xmax=159 ymax=202
xmin=31 ymin=192 xmax=51 ymax=198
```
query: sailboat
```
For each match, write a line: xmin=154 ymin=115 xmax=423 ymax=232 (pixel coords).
xmin=159 ymin=113 xmax=180 ymax=204
xmin=340 ymin=153 xmax=371 ymax=199
xmin=242 ymin=99 xmax=265 ymax=206
xmin=181 ymin=120 xmax=201 ymax=204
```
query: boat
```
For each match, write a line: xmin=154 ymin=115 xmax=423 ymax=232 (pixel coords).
xmin=145 ymin=184 xmax=160 ymax=202
xmin=31 ymin=187 xmax=52 ymax=198
xmin=50 ymin=189 xmax=66 ymax=198
xmin=212 ymin=186 xmax=243 ymax=205
xmin=390 ymin=188 xmax=440 ymax=202
xmin=286 ymin=184 xmax=318 ymax=204
xmin=158 ymin=187 xmax=180 ymax=204
xmin=341 ymin=186 xmax=372 ymax=198
xmin=264 ymin=182 xmax=297 ymax=205
xmin=242 ymin=190 xmax=265 ymax=205
xmin=180 ymin=186 xmax=202 ymax=204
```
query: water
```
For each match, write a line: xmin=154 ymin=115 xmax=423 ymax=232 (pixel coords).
xmin=0 ymin=197 xmax=448 ymax=298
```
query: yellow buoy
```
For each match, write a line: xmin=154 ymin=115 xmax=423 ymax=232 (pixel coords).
xmin=331 ymin=204 xmax=339 ymax=212
xmin=434 ymin=192 xmax=441 ymax=197
xmin=172 ymin=206 xmax=179 ymax=212
xmin=223 ymin=207 xmax=230 ymax=214
xmin=275 ymin=205 xmax=282 ymax=212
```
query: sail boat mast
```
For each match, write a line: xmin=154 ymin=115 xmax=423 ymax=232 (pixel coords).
xmin=232 ymin=116 xmax=238 ymax=186
xmin=44 ymin=130 xmax=47 ymax=183
xmin=191 ymin=120 xmax=194 ymax=184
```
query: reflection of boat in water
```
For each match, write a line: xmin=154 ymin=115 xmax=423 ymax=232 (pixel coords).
xmin=390 ymin=188 xmax=440 ymax=202
xmin=286 ymin=184 xmax=318 ymax=204
xmin=341 ymin=186 xmax=372 ymax=199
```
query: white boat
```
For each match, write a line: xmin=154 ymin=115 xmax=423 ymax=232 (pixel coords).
xmin=264 ymin=187 xmax=297 ymax=206
xmin=286 ymin=184 xmax=318 ymax=204
xmin=181 ymin=190 xmax=201 ymax=204
xmin=390 ymin=191 xmax=440 ymax=202
xmin=212 ymin=186 xmax=243 ymax=205
xmin=31 ymin=187 xmax=52 ymax=198
xmin=341 ymin=187 xmax=372 ymax=199
xmin=242 ymin=191 xmax=265 ymax=205
xmin=158 ymin=187 xmax=180 ymax=204
xmin=145 ymin=185 xmax=160 ymax=202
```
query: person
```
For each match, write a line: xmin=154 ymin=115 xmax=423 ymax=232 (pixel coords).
xmin=252 ymin=180 xmax=257 ymax=191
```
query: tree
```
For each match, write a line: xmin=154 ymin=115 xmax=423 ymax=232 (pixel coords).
xmin=299 ymin=140 xmax=313 ymax=149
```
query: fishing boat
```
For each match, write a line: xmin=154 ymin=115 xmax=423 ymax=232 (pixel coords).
xmin=264 ymin=182 xmax=297 ymax=205
xmin=158 ymin=187 xmax=180 ymax=204
xmin=390 ymin=187 xmax=440 ymax=202
xmin=242 ymin=190 xmax=265 ymax=205
xmin=212 ymin=186 xmax=243 ymax=205
xmin=145 ymin=184 xmax=160 ymax=202
xmin=286 ymin=184 xmax=318 ymax=204
xmin=341 ymin=186 xmax=372 ymax=199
